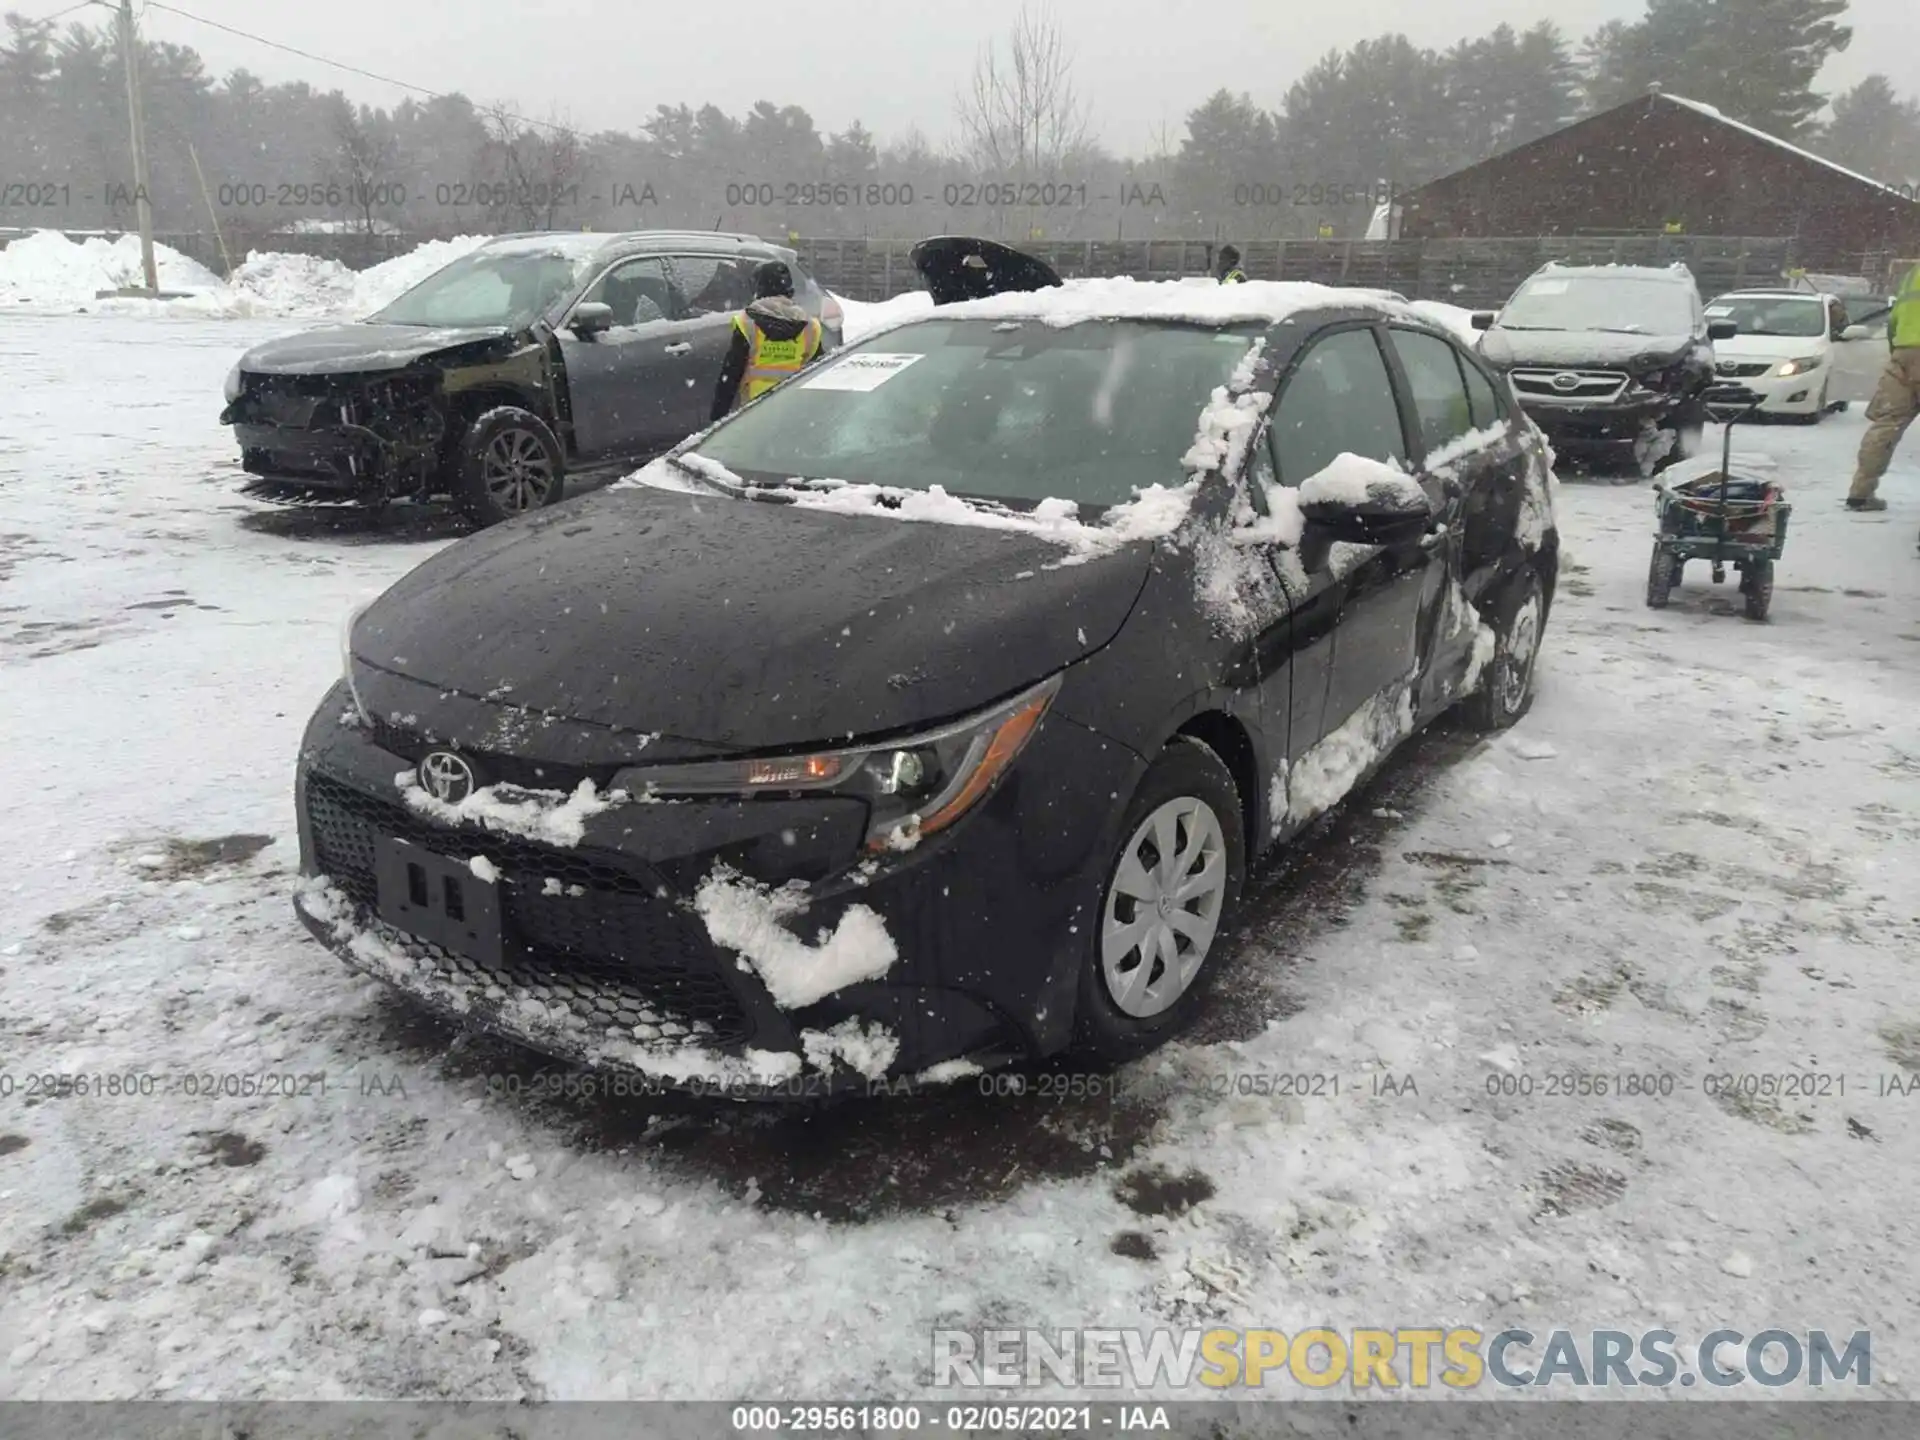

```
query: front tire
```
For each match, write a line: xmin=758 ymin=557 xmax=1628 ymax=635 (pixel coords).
xmin=1074 ymin=739 xmax=1245 ymax=1062
xmin=1462 ymin=567 xmax=1545 ymax=731
xmin=454 ymin=407 xmax=565 ymax=526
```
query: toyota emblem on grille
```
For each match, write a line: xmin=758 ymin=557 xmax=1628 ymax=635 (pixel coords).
xmin=1717 ymin=360 xmax=1736 ymax=373
xmin=1550 ymin=372 xmax=1581 ymax=392
xmin=419 ymin=751 xmax=477 ymax=804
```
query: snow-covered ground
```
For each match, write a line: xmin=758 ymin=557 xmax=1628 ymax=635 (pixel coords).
xmin=1 ymin=313 xmax=1917 ymax=1402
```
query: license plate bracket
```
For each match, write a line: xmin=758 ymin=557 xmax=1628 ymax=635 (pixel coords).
xmin=374 ymin=837 xmax=504 ymax=966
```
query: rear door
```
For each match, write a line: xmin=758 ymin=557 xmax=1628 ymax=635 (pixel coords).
xmin=557 ymin=254 xmax=688 ymax=458
xmin=1385 ymin=327 xmax=1535 ymax=707
xmin=663 ymin=253 xmax=759 ymax=433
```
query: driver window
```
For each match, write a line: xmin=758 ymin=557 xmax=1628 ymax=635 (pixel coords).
xmin=1271 ymin=328 xmax=1408 ymax=484
xmin=581 ymin=257 xmax=678 ymax=328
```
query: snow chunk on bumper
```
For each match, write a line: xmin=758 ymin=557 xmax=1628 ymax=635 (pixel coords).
xmin=395 ymin=772 xmax=621 ymax=848
xmin=694 ymin=866 xmax=899 ymax=1010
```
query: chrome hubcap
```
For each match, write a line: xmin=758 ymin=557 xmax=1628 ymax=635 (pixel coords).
xmin=1499 ymin=596 xmax=1541 ymax=714
xmin=1101 ymin=797 xmax=1228 ymax=1019
xmin=482 ymin=428 xmax=555 ymax=513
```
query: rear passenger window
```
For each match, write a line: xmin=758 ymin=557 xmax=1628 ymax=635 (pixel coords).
xmin=1271 ymin=328 xmax=1407 ymax=484
xmin=670 ymin=256 xmax=756 ymax=316
xmin=1389 ymin=329 xmax=1475 ymax=454
xmin=1460 ymin=355 xmax=1503 ymax=430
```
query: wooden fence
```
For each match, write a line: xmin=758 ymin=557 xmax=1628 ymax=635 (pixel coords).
xmin=791 ymin=234 xmax=1812 ymax=307
xmin=10 ymin=227 xmax=1896 ymax=306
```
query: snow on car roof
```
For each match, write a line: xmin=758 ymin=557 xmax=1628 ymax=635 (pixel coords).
xmin=1657 ymin=93 xmax=1920 ymax=203
xmin=922 ymin=276 xmax=1423 ymax=329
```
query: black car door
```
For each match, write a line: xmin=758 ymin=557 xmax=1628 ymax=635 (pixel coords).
xmin=1269 ymin=325 xmax=1423 ymax=744
xmin=1385 ymin=327 xmax=1536 ymax=710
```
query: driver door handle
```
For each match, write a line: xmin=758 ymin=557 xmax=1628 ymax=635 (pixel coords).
xmin=663 ymin=342 xmax=693 ymax=355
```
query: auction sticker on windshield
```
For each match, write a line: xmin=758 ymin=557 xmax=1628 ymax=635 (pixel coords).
xmin=804 ymin=353 xmax=925 ymax=391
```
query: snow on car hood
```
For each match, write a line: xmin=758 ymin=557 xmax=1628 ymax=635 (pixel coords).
xmin=238 ymin=322 xmax=515 ymax=375
xmin=349 ymin=484 xmax=1152 ymax=752
xmin=1477 ymin=327 xmax=1695 ymax=371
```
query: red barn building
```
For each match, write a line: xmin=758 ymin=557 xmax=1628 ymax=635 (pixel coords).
xmin=1397 ymin=88 xmax=1920 ymax=271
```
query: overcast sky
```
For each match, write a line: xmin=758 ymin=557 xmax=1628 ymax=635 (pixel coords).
xmin=141 ymin=0 xmax=1915 ymax=154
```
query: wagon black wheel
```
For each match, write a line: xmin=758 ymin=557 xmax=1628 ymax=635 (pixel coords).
xmin=1646 ymin=545 xmax=1676 ymax=609
xmin=1743 ymin=559 xmax=1774 ymax=621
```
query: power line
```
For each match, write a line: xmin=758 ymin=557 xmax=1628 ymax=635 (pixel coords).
xmin=23 ymin=0 xmax=110 ymax=24
xmin=139 ymin=0 xmax=585 ymax=138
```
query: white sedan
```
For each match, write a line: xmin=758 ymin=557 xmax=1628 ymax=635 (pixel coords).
xmin=1703 ymin=290 xmax=1868 ymax=422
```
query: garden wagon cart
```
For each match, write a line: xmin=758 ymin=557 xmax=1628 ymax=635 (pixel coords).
xmin=1646 ymin=384 xmax=1792 ymax=621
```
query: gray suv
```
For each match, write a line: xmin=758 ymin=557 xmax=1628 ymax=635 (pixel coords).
xmin=220 ymin=231 xmax=840 ymax=525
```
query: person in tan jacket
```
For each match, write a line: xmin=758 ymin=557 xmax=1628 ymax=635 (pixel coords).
xmin=1845 ymin=259 xmax=1920 ymax=522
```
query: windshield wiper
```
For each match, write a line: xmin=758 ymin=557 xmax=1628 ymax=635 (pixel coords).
xmin=663 ymin=454 xmax=739 ymax=495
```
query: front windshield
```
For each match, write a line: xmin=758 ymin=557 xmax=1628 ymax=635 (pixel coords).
xmin=370 ymin=243 xmax=600 ymax=328
xmin=689 ymin=318 xmax=1265 ymax=509
xmin=1706 ymin=295 xmax=1827 ymax=338
xmin=1498 ymin=274 xmax=1695 ymax=335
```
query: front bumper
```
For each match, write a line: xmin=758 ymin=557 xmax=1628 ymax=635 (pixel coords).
xmin=1705 ymin=366 xmax=1826 ymax=416
xmin=292 ymin=683 xmax=1143 ymax=1097
xmin=230 ymin=420 xmax=388 ymax=491
xmin=223 ymin=375 xmax=446 ymax=495
xmin=1510 ymin=393 xmax=1696 ymax=449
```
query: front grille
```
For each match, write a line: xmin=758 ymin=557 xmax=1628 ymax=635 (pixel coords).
xmin=1509 ymin=368 xmax=1630 ymax=403
xmin=370 ymin=720 xmax=602 ymax=793
xmin=304 ymin=772 xmax=750 ymax=1042
xmin=1715 ymin=361 xmax=1772 ymax=378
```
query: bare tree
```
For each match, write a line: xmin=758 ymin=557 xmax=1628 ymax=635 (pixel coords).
xmin=954 ymin=4 xmax=1092 ymax=235
xmin=478 ymin=103 xmax=590 ymax=230
xmin=331 ymin=96 xmax=400 ymax=235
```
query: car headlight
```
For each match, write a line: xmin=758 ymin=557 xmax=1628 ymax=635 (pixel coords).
xmin=614 ymin=674 xmax=1062 ymax=853
xmin=224 ymin=361 xmax=245 ymax=403
xmin=1773 ymin=355 xmax=1823 ymax=377
xmin=340 ymin=599 xmax=374 ymax=725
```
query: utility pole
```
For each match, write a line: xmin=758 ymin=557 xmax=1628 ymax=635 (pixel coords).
xmin=117 ymin=0 xmax=158 ymax=293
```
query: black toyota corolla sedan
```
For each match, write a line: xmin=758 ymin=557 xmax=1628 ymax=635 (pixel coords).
xmin=293 ymin=245 xmax=1559 ymax=1096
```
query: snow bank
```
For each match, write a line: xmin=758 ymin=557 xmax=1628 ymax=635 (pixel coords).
xmin=0 ymin=230 xmax=224 ymax=307
xmin=0 ymin=227 xmax=490 ymax=317
xmin=693 ymin=866 xmax=898 ymax=1010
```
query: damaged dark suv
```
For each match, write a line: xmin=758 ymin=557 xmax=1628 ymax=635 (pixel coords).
xmin=1472 ymin=263 xmax=1734 ymax=475
xmin=220 ymin=231 xmax=839 ymax=525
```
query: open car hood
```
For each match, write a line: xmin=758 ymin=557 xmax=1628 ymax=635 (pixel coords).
xmin=910 ymin=236 xmax=1063 ymax=305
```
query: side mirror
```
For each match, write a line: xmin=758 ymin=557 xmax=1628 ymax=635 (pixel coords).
xmin=1470 ymin=311 xmax=1495 ymax=331
xmin=1706 ymin=319 xmax=1737 ymax=341
xmin=569 ymin=301 xmax=614 ymax=337
xmin=1840 ymin=324 xmax=1871 ymax=342
xmin=1298 ymin=496 xmax=1432 ymax=548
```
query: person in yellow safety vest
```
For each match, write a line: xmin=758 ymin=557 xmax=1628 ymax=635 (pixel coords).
xmin=1845 ymin=258 xmax=1920 ymax=519
xmin=709 ymin=260 xmax=824 ymax=422
xmin=1215 ymin=244 xmax=1247 ymax=284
